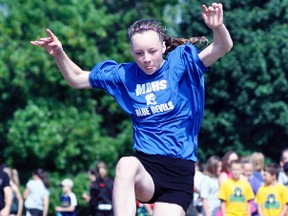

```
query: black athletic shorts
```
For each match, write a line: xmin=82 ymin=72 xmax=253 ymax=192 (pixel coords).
xmin=134 ymin=151 xmax=195 ymax=212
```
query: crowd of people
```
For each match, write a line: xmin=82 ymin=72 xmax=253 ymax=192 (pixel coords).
xmin=186 ymin=148 xmax=288 ymax=216
xmin=0 ymin=161 xmax=114 ymax=216
xmin=2 ymin=149 xmax=288 ymax=216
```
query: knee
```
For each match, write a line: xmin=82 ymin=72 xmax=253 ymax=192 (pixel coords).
xmin=115 ymin=156 xmax=140 ymax=178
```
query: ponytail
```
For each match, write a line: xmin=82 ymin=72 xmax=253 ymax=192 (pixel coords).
xmin=33 ymin=168 xmax=50 ymax=188
xmin=164 ymin=35 xmax=209 ymax=55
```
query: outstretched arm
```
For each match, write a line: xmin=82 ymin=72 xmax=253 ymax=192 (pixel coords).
xmin=198 ymin=3 xmax=233 ymax=67
xmin=31 ymin=29 xmax=91 ymax=89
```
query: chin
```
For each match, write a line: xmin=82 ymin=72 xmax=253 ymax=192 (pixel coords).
xmin=143 ymin=69 xmax=156 ymax=75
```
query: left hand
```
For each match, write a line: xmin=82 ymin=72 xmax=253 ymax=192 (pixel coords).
xmin=202 ymin=3 xmax=224 ymax=29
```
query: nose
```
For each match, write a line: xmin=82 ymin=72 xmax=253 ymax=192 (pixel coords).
xmin=143 ymin=52 xmax=151 ymax=63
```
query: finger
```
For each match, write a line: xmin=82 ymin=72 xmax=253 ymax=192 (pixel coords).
xmin=202 ymin=12 xmax=208 ymax=24
xmin=39 ymin=37 xmax=52 ymax=42
xmin=30 ymin=40 xmax=45 ymax=46
xmin=218 ymin=4 xmax=224 ymax=21
xmin=202 ymin=5 xmax=208 ymax=12
xmin=46 ymin=28 xmax=57 ymax=40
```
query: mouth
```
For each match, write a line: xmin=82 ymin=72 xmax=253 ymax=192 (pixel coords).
xmin=144 ymin=65 xmax=154 ymax=71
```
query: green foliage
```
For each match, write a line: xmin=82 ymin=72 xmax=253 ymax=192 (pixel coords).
xmin=6 ymin=99 xmax=111 ymax=173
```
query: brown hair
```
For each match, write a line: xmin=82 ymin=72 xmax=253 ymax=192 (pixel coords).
xmin=264 ymin=163 xmax=278 ymax=178
xmin=221 ymin=150 xmax=238 ymax=173
xmin=33 ymin=168 xmax=50 ymax=188
xmin=250 ymin=152 xmax=265 ymax=172
xmin=204 ymin=155 xmax=221 ymax=177
xmin=128 ymin=19 xmax=208 ymax=55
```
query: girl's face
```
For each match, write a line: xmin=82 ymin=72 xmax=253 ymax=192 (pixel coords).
xmin=130 ymin=30 xmax=166 ymax=75
xmin=217 ymin=162 xmax=222 ymax=176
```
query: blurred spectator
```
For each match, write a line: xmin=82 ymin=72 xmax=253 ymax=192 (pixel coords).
xmin=23 ymin=169 xmax=50 ymax=216
xmin=278 ymin=148 xmax=288 ymax=187
xmin=218 ymin=159 xmax=254 ymax=216
xmin=255 ymin=163 xmax=288 ymax=216
xmin=89 ymin=161 xmax=113 ymax=216
xmin=284 ymin=162 xmax=288 ymax=177
xmin=186 ymin=162 xmax=204 ymax=216
xmin=219 ymin=151 xmax=239 ymax=185
xmin=242 ymin=160 xmax=261 ymax=216
xmin=250 ymin=152 xmax=265 ymax=183
xmin=3 ymin=166 xmax=23 ymax=216
xmin=55 ymin=178 xmax=77 ymax=216
xmin=82 ymin=169 xmax=97 ymax=216
xmin=0 ymin=164 xmax=12 ymax=216
xmin=200 ymin=156 xmax=222 ymax=216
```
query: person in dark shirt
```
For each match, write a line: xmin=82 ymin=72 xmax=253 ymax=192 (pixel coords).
xmin=0 ymin=164 xmax=12 ymax=216
xmin=91 ymin=162 xmax=113 ymax=216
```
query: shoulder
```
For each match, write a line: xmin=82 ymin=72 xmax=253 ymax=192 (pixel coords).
xmin=91 ymin=60 xmax=135 ymax=74
xmin=27 ymin=179 xmax=34 ymax=186
xmin=277 ymin=183 xmax=288 ymax=190
xmin=69 ymin=192 xmax=77 ymax=198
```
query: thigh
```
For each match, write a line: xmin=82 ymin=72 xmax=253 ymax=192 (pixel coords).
xmin=133 ymin=156 xmax=155 ymax=202
xmin=153 ymin=202 xmax=185 ymax=216
xmin=115 ymin=156 xmax=155 ymax=202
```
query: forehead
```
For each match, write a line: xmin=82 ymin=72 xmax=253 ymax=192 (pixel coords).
xmin=264 ymin=171 xmax=272 ymax=176
xmin=131 ymin=31 xmax=162 ymax=49
xmin=231 ymin=163 xmax=242 ymax=168
xmin=229 ymin=153 xmax=238 ymax=160
xmin=243 ymin=163 xmax=253 ymax=169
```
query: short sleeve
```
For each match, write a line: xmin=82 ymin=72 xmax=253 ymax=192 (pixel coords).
xmin=89 ymin=60 xmax=121 ymax=96
xmin=218 ymin=182 xmax=228 ymax=201
xmin=200 ymin=175 xmax=210 ymax=199
xmin=246 ymin=182 xmax=255 ymax=201
xmin=70 ymin=193 xmax=77 ymax=206
xmin=183 ymin=42 xmax=208 ymax=76
xmin=254 ymin=187 xmax=263 ymax=204
xmin=26 ymin=180 xmax=32 ymax=189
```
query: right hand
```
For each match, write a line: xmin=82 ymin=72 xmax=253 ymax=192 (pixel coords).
xmin=0 ymin=207 xmax=10 ymax=216
xmin=30 ymin=28 xmax=64 ymax=57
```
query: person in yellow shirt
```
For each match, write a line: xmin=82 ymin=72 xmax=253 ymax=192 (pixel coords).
xmin=255 ymin=163 xmax=288 ymax=216
xmin=218 ymin=159 xmax=254 ymax=216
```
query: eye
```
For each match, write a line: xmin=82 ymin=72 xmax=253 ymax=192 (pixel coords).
xmin=135 ymin=52 xmax=143 ymax=56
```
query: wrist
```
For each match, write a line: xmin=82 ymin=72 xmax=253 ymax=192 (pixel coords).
xmin=53 ymin=49 xmax=65 ymax=59
xmin=212 ymin=23 xmax=225 ymax=31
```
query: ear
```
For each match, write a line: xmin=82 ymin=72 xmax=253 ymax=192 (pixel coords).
xmin=162 ymin=41 xmax=166 ymax=54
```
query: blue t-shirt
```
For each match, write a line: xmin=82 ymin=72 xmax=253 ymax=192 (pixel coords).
xmin=60 ymin=192 xmax=77 ymax=216
xmin=89 ymin=43 xmax=208 ymax=161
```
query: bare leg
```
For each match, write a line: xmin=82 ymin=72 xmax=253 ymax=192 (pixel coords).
xmin=113 ymin=156 xmax=155 ymax=216
xmin=153 ymin=202 xmax=185 ymax=216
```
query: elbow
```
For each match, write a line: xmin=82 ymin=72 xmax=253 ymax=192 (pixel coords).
xmin=227 ymin=40 xmax=234 ymax=52
xmin=223 ymin=40 xmax=233 ymax=54
xmin=68 ymin=82 xmax=81 ymax=89
xmin=67 ymin=80 xmax=84 ymax=89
